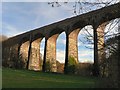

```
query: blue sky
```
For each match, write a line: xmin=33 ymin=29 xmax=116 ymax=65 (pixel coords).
xmin=1 ymin=1 xmax=119 ymax=63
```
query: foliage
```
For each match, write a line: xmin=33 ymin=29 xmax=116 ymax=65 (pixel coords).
xmin=3 ymin=47 xmax=25 ymax=69
xmin=75 ymin=63 xmax=93 ymax=76
xmin=11 ymin=52 xmax=25 ymax=69
xmin=68 ymin=56 xmax=77 ymax=66
xmin=99 ymin=35 xmax=119 ymax=88
xmin=66 ymin=56 xmax=77 ymax=74
xmin=45 ymin=60 xmax=51 ymax=72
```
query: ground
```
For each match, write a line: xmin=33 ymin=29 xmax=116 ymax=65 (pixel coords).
xmin=2 ymin=67 xmax=100 ymax=88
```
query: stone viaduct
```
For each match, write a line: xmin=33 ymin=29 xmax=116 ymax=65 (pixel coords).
xmin=2 ymin=3 xmax=120 ymax=75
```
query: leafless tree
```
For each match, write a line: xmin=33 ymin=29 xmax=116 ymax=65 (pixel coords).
xmin=48 ymin=0 xmax=120 ymax=78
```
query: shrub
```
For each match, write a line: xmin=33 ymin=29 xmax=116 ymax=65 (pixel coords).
xmin=66 ymin=56 xmax=77 ymax=74
xmin=45 ymin=61 xmax=51 ymax=72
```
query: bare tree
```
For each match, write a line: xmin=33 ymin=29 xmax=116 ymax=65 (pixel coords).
xmin=47 ymin=0 xmax=120 ymax=78
xmin=48 ymin=0 xmax=119 ymax=15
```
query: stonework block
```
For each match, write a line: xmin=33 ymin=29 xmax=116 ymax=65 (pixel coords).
xmin=68 ymin=29 xmax=80 ymax=63
xmin=46 ymin=34 xmax=59 ymax=72
xmin=28 ymin=38 xmax=42 ymax=71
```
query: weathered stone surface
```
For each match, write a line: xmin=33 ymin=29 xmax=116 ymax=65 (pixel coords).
xmin=8 ymin=44 xmax=19 ymax=68
xmin=20 ymin=41 xmax=29 ymax=68
xmin=68 ymin=29 xmax=80 ymax=63
xmin=28 ymin=38 xmax=42 ymax=71
xmin=46 ymin=34 xmax=59 ymax=72
xmin=97 ymin=22 xmax=107 ymax=63
xmin=2 ymin=3 xmax=120 ymax=72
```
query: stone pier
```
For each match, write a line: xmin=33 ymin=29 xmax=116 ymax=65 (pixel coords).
xmin=46 ymin=34 xmax=59 ymax=72
xmin=19 ymin=41 xmax=29 ymax=68
xmin=28 ymin=38 xmax=42 ymax=71
xmin=68 ymin=29 xmax=80 ymax=63
xmin=97 ymin=22 xmax=108 ymax=63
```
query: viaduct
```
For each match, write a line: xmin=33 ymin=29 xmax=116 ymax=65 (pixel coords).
xmin=2 ymin=3 xmax=120 ymax=75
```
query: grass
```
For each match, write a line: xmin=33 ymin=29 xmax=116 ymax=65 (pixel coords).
xmin=2 ymin=67 xmax=100 ymax=88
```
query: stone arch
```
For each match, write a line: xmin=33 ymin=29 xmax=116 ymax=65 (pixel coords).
xmin=71 ymin=20 xmax=87 ymax=33
xmin=48 ymin=28 xmax=65 ymax=38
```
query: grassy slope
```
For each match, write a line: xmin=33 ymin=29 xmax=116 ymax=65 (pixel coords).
xmin=0 ymin=68 xmax=2 ymax=89
xmin=2 ymin=68 xmax=99 ymax=88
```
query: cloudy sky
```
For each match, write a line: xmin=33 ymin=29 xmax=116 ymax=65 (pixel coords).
xmin=1 ymin=0 xmax=119 ymax=63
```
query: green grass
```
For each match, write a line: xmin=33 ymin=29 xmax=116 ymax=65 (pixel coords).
xmin=2 ymin=67 xmax=99 ymax=88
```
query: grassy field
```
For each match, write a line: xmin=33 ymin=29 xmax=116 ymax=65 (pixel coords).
xmin=2 ymin=67 xmax=100 ymax=88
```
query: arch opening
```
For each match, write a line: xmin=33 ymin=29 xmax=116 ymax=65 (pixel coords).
xmin=78 ymin=25 xmax=94 ymax=63
xmin=77 ymin=25 xmax=94 ymax=75
xmin=56 ymin=32 xmax=66 ymax=73
xmin=40 ymin=37 xmax=45 ymax=71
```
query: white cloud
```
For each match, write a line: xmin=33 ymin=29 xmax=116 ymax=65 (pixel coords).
xmin=78 ymin=50 xmax=93 ymax=57
xmin=40 ymin=38 xmax=45 ymax=59
xmin=40 ymin=47 xmax=44 ymax=59
xmin=56 ymin=49 xmax=65 ymax=63
xmin=57 ymin=38 xmax=66 ymax=45
xmin=78 ymin=50 xmax=93 ymax=63
xmin=62 ymin=39 xmax=66 ymax=45
xmin=2 ymin=23 xmax=26 ymax=37
xmin=79 ymin=59 xmax=94 ymax=63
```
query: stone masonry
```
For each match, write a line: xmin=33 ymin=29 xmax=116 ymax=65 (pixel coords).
xmin=2 ymin=3 xmax=120 ymax=74
xmin=28 ymin=38 xmax=42 ymax=71
xmin=46 ymin=34 xmax=59 ymax=72
xmin=19 ymin=41 xmax=29 ymax=68
xmin=97 ymin=22 xmax=108 ymax=63
xmin=68 ymin=29 xmax=80 ymax=63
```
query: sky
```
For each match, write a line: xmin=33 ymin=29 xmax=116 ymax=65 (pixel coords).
xmin=1 ymin=0 xmax=119 ymax=63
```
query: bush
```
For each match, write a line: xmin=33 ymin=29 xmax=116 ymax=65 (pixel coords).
xmin=75 ymin=63 xmax=93 ymax=76
xmin=45 ymin=61 xmax=51 ymax=72
xmin=66 ymin=56 xmax=77 ymax=74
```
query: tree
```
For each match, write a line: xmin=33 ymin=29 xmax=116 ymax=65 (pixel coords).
xmin=48 ymin=0 xmax=119 ymax=15
xmin=48 ymin=0 xmax=120 ymax=77
xmin=65 ymin=56 xmax=77 ymax=74
xmin=98 ymin=34 xmax=120 ymax=88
